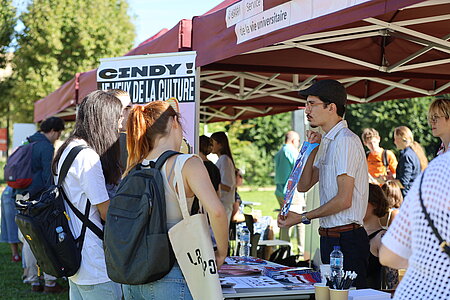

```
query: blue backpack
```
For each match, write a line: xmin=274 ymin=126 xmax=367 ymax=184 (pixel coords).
xmin=4 ymin=139 xmax=35 ymax=189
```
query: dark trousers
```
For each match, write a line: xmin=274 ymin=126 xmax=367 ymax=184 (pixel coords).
xmin=320 ymin=226 xmax=369 ymax=288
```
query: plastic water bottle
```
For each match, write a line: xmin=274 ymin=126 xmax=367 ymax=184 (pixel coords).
xmin=239 ymin=226 xmax=251 ymax=257
xmin=330 ymin=245 xmax=344 ymax=281
xmin=56 ymin=226 xmax=67 ymax=243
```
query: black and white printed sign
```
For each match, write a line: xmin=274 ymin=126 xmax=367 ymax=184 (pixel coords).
xmin=97 ymin=52 xmax=197 ymax=103
xmin=97 ymin=52 xmax=198 ymax=152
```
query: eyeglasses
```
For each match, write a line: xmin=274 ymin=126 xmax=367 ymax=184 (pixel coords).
xmin=305 ymin=101 xmax=329 ymax=109
xmin=428 ymin=114 xmax=445 ymax=124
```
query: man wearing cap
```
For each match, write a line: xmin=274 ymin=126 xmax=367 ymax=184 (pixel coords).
xmin=278 ymin=79 xmax=369 ymax=288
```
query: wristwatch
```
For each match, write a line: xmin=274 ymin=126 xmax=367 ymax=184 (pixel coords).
xmin=301 ymin=212 xmax=311 ymax=224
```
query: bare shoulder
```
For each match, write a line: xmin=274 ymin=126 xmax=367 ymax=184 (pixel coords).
xmin=390 ymin=209 xmax=400 ymax=222
xmin=182 ymin=154 xmax=204 ymax=171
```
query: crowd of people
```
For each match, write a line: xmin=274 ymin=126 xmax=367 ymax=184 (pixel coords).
xmin=277 ymin=81 xmax=449 ymax=298
xmin=0 ymin=82 xmax=448 ymax=299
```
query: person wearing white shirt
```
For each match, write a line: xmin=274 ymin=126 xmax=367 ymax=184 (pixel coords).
xmin=379 ymin=151 xmax=450 ymax=299
xmin=51 ymin=91 xmax=123 ymax=300
xmin=211 ymin=131 xmax=236 ymax=223
xmin=278 ymin=79 xmax=369 ymax=288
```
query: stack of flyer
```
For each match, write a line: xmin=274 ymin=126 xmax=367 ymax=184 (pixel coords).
xmin=348 ymin=289 xmax=392 ymax=300
xmin=261 ymin=266 xmax=321 ymax=284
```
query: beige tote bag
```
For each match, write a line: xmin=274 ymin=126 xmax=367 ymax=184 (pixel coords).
xmin=168 ymin=154 xmax=223 ymax=300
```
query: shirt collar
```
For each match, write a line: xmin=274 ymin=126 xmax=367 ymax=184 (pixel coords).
xmin=400 ymin=146 xmax=411 ymax=155
xmin=323 ymin=120 xmax=347 ymax=141
xmin=437 ymin=142 xmax=449 ymax=156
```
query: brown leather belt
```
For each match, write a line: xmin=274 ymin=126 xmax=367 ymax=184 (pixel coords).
xmin=318 ymin=223 xmax=362 ymax=238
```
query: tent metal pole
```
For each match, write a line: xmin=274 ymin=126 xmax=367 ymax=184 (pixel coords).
xmin=365 ymin=17 xmax=450 ymax=50
xmin=393 ymin=58 xmax=450 ymax=72
xmin=388 ymin=34 xmax=450 ymax=72
xmin=366 ymin=79 xmax=410 ymax=102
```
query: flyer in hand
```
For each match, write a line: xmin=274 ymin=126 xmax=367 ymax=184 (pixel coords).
xmin=281 ymin=141 xmax=319 ymax=216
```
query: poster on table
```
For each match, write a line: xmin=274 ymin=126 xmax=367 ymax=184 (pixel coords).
xmin=97 ymin=51 xmax=197 ymax=153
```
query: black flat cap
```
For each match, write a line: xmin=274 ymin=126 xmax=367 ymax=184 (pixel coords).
xmin=298 ymin=79 xmax=347 ymax=107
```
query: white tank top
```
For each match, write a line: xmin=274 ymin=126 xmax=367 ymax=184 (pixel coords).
xmin=143 ymin=154 xmax=194 ymax=229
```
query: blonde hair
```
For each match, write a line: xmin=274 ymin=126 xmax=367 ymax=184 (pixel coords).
xmin=394 ymin=126 xmax=428 ymax=171
xmin=361 ymin=128 xmax=380 ymax=143
xmin=428 ymin=98 xmax=450 ymax=120
xmin=125 ymin=101 xmax=180 ymax=175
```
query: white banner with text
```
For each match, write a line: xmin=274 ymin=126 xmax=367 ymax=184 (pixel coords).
xmin=97 ymin=51 xmax=197 ymax=153
xmin=231 ymin=0 xmax=371 ymax=44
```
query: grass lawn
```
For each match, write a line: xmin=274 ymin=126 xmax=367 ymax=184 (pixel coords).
xmin=0 ymin=187 xmax=294 ymax=298
xmin=0 ymin=242 xmax=68 ymax=299
xmin=238 ymin=189 xmax=280 ymax=220
xmin=238 ymin=189 xmax=302 ymax=255
xmin=1 ymin=177 xmax=68 ymax=299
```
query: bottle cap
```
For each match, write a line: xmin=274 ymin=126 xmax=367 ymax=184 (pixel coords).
xmin=56 ymin=226 xmax=63 ymax=233
xmin=333 ymin=245 xmax=340 ymax=250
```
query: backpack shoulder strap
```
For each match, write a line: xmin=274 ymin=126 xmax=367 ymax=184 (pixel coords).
xmin=61 ymin=189 xmax=104 ymax=240
xmin=382 ymin=149 xmax=389 ymax=167
xmin=172 ymin=154 xmax=197 ymax=219
xmin=419 ymin=171 xmax=450 ymax=257
xmin=154 ymin=150 xmax=181 ymax=170
xmin=57 ymin=145 xmax=88 ymax=186
xmin=57 ymin=145 xmax=103 ymax=240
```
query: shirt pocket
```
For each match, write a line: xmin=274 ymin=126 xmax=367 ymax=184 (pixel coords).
xmin=320 ymin=163 xmax=338 ymax=196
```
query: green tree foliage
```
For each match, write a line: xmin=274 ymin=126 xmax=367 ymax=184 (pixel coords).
xmin=205 ymin=96 xmax=440 ymax=187
xmin=6 ymin=0 xmax=135 ymax=122
xmin=0 ymin=0 xmax=16 ymax=68
xmin=346 ymin=97 xmax=440 ymax=160
xmin=205 ymin=112 xmax=292 ymax=187
xmin=237 ymin=112 xmax=292 ymax=186
xmin=0 ymin=0 xmax=16 ymax=126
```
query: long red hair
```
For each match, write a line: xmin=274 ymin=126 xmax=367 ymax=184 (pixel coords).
xmin=125 ymin=101 xmax=179 ymax=175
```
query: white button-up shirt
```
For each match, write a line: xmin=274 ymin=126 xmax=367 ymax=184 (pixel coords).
xmin=382 ymin=151 xmax=450 ymax=300
xmin=314 ymin=120 xmax=368 ymax=228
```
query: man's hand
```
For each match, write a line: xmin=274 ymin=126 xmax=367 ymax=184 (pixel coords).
xmin=306 ymin=130 xmax=322 ymax=144
xmin=278 ymin=211 xmax=301 ymax=229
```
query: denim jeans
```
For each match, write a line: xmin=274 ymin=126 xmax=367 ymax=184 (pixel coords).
xmin=320 ymin=226 xmax=369 ymax=288
xmin=123 ymin=264 xmax=193 ymax=300
xmin=69 ymin=280 xmax=122 ymax=300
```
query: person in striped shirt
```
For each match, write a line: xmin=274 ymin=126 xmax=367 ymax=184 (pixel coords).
xmin=278 ymin=79 xmax=369 ymax=288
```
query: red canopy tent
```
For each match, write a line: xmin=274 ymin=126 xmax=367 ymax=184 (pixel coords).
xmin=34 ymin=75 xmax=79 ymax=121
xmin=34 ymin=20 xmax=192 ymax=122
xmin=34 ymin=0 xmax=450 ymax=123
xmin=192 ymin=0 xmax=450 ymax=122
xmin=33 ymin=0 xmax=235 ymax=122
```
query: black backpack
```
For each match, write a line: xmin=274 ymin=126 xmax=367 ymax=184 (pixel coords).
xmin=104 ymin=150 xmax=179 ymax=284
xmin=15 ymin=145 xmax=103 ymax=278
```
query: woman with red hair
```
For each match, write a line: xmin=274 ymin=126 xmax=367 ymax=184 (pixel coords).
xmin=122 ymin=101 xmax=228 ymax=300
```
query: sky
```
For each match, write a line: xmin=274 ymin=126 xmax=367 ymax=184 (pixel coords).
xmin=128 ymin=0 xmax=224 ymax=47
xmin=12 ymin=0 xmax=225 ymax=47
